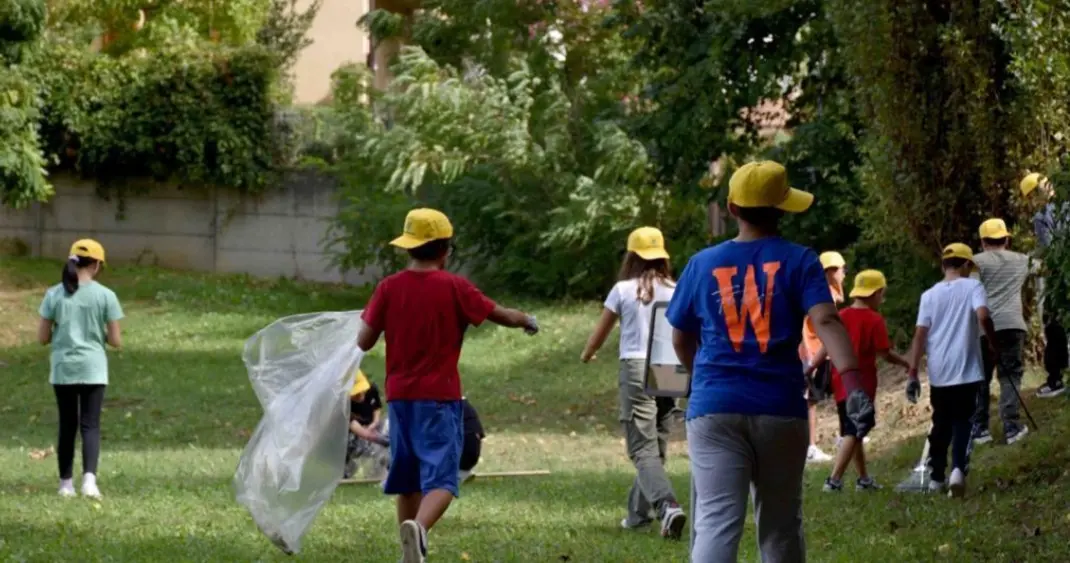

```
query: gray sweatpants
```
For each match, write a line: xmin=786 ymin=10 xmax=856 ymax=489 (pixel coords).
xmin=687 ymin=414 xmax=808 ymax=563
xmin=619 ymin=359 xmax=678 ymax=524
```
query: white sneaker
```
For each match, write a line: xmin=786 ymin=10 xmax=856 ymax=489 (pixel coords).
xmin=399 ymin=520 xmax=427 ymax=563
xmin=807 ymin=445 xmax=833 ymax=463
xmin=58 ymin=479 xmax=75 ymax=498
xmin=1006 ymin=425 xmax=1029 ymax=445
xmin=928 ymin=479 xmax=945 ymax=493
xmin=948 ymin=468 xmax=966 ymax=498
xmin=458 ymin=469 xmax=475 ymax=484
xmin=621 ymin=517 xmax=652 ymax=530
xmin=81 ymin=474 xmax=101 ymax=499
xmin=660 ymin=505 xmax=686 ymax=540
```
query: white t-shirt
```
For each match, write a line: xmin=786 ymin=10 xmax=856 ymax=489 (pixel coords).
xmin=604 ymin=279 xmax=676 ymax=360
xmin=916 ymin=278 xmax=988 ymax=387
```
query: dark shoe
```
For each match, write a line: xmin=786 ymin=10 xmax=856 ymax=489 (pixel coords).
xmin=1006 ymin=425 xmax=1029 ymax=445
xmin=822 ymin=477 xmax=843 ymax=492
xmin=1037 ymin=380 xmax=1066 ymax=398
xmin=971 ymin=427 xmax=992 ymax=445
xmin=855 ymin=477 xmax=882 ymax=491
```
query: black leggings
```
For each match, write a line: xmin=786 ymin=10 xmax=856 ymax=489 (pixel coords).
xmin=928 ymin=382 xmax=980 ymax=483
xmin=53 ymin=384 xmax=106 ymax=479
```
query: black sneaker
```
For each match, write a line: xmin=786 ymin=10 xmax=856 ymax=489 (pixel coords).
xmin=660 ymin=504 xmax=687 ymax=540
xmin=971 ymin=427 xmax=992 ymax=445
xmin=1037 ymin=380 xmax=1066 ymax=398
xmin=1006 ymin=425 xmax=1029 ymax=445
xmin=855 ymin=477 xmax=882 ymax=491
xmin=822 ymin=477 xmax=843 ymax=492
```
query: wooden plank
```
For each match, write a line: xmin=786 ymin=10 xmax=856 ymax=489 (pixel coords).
xmin=339 ymin=469 xmax=550 ymax=486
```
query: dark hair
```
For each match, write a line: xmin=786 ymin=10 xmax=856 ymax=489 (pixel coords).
xmin=618 ymin=252 xmax=674 ymax=304
xmin=982 ymin=237 xmax=1009 ymax=247
xmin=408 ymin=238 xmax=451 ymax=262
xmin=942 ymin=257 xmax=969 ymax=271
xmin=732 ymin=205 xmax=784 ymax=229
xmin=62 ymin=256 xmax=99 ymax=295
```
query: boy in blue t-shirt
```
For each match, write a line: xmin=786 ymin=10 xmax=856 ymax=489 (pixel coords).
xmin=667 ymin=161 xmax=870 ymax=562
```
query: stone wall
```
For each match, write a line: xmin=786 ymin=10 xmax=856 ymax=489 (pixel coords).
xmin=0 ymin=173 xmax=372 ymax=285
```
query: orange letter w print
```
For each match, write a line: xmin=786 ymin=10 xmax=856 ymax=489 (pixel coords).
xmin=713 ymin=262 xmax=781 ymax=353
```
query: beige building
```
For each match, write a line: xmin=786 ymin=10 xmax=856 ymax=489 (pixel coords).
xmin=291 ymin=0 xmax=373 ymax=104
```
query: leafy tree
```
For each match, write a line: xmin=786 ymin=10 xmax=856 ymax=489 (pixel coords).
xmin=0 ymin=0 xmax=49 ymax=208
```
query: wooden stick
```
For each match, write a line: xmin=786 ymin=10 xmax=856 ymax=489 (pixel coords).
xmin=339 ymin=469 xmax=550 ymax=486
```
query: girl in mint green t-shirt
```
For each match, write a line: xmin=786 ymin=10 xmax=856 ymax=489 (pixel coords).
xmin=38 ymin=239 xmax=124 ymax=499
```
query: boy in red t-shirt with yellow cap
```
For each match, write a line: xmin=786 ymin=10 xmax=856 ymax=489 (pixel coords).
xmin=357 ymin=208 xmax=538 ymax=563
xmin=808 ymin=270 xmax=910 ymax=492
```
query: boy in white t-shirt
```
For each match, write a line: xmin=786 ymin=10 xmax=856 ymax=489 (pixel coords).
xmin=906 ymin=243 xmax=998 ymax=498
xmin=581 ymin=227 xmax=687 ymax=539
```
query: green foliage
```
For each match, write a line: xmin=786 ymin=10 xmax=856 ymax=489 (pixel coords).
xmin=329 ymin=47 xmax=671 ymax=296
xmin=31 ymin=35 xmax=279 ymax=198
xmin=0 ymin=0 xmax=49 ymax=208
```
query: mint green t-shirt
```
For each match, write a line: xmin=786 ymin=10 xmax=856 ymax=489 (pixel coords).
xmin=39 ymin=281 xmax=124 ymax=385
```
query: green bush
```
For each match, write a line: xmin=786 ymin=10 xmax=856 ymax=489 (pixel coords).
xmin=31 ymin=36 xmax=279 ymax=198
xmin=0 ymin=0 xmax=48 ymax=208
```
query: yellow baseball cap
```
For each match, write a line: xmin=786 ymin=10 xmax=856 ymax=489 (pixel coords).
xmin=390 ymin=208 xmax=454 ymax=249
xmin=979 ymin=218 xmax=1011 ymax=240
xmin=627 ymin=227 xmax=670 ymax=261
xmin=819 ymin=251 xmax=846 ymax=270
xmin=1020 ymin=172 xmax=1046 ymax=197
xmin=849 ymin=269 xmax=887 ymax=298
xmin=350 ymin=369 xmax=370 ymax=396
xmin=942 ymin=242 xmax=974 ymax=263
xmin=727 ymin=161 xmax=813 ymax=213
xmin=69 ymin=239 xmax=106 ymax=263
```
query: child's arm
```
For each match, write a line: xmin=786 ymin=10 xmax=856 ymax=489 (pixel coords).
xmin=976 ymin=306 xmax=999 ymax=355
xmin=106 ymin=320 xmax=122 ymax=349
xmin=907 ymin=326 xmax=928 ymax=378
xmin=487 ymin=305 xmax=537 ymax=332
xmin=879 ymin=349 xmax=910 ymax=370
xmin=672 ymin=329 xmax=699 ymax=375
xmin=581 ymin=309 xmax=618 ymax=362
xmin=37 ymin=318 xmax=52 ymax=346
xmin=809 ymin=303 xmax=859 ymax=376
xmin=357 ymin=324 xmax=381 ymax=352
xmin=805 ymin=344 xmax=828 ymax=375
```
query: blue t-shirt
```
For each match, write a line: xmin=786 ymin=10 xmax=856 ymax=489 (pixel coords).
xmin=666 ymin=238 xmax=833 ymax=420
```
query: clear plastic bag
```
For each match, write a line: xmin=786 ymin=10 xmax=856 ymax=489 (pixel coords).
xmin=233 ymin=311 xmax=365 ymax=554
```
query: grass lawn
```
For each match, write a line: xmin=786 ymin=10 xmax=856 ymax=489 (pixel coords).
xmin=2 ymin=257 xmax=1070 ymax=562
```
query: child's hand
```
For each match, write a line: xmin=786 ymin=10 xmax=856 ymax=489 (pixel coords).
xmin=905 ymin=377 xmax=921 ymax=404
xmin=580 ymin=350 xmax=596 ymax=363
xmin=523 ymin=315 xmax=539 ymax=335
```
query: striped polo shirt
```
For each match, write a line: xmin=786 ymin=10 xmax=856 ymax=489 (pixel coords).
xmin=973 ymin=250 xmax=1030 ymax=332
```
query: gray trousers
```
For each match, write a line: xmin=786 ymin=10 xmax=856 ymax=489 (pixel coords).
xmin=973 ymin=329 xmax=1025 ymax=433
xmin=687 ymin=414 xmax=808 ymax=563
xmin=619 ymin=359 xmax=678 ymax=524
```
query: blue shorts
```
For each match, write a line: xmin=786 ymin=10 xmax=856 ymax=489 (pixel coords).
xmin=383 ymin=400 xmax=464 ymax=497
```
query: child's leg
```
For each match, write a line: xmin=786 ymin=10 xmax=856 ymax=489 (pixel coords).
xmin=410 ymin=400 xmax=464 ymax=532
xmin=808 ymin=402 xmax=819 ymax=445
xmin=53 ymin=385 xmax=79 ymax=481
xmin=751 ymin=415 xmax=809 ymax=562
xmin=852 ymin=443 xmax=868 ymax=480
xmin=620 ymin=360 xmax=679 ymax=519
xmin=829 ymin=403 xmax=856 ymax=481
xmin=78 ymin=384 xmax=106 ymax=476
xmin=950 ymin=383 xmax=980 ymax=473
xmin=397 ymin=493 xmax=422 ymax=523
xmin=383 ymin=402 xmax=422 ymax=519
xmin=928 ymin=386 xmax=953 ymax=482
xmin=687 ymin=414 xmax=753 ymax=563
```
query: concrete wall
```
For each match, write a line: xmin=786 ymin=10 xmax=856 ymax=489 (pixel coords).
xmin=292 ymin=0 xmax=372 ymax=104
xmin=0 ymin=173 xmax=372 ymax=285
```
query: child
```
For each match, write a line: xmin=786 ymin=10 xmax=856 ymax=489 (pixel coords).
xmin=906 ymin=243 xmax=997 ymax=498
xmin=345 ymin=369 xmax=388 ymax=479
xmin=810 ymin=270 xmax=909 ymax=492
xmin=356 ymin=208 xmax=538 ymax=563
xmin=970 ymin=219 xmax=1031 ymax=444
xmin=580 ymin=226 xmax=687 ymax=539
xmin=799 ymin=251 xmax=847 ymax=463
xmin=666 ymin=161 xmax=868 ymax=562
xmin=37 ymin=239 xmax=124 ymax=499
xmin=1021 ymin=173 xmax=1069 ymax=398
xmin=458 ymin=397 xmax=484 ymax=483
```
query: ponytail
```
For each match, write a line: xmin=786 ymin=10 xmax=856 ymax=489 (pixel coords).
xmin=62 ymin=255 xmax=99 ymax=295
xmin=618 ymin=252 xmax=675 ymax=305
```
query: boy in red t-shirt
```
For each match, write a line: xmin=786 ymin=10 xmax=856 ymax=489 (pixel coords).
xmin=357 ymin=208 xmax=538 ymax=563
xmin=807 ymin=270 xmax=909 ymax=491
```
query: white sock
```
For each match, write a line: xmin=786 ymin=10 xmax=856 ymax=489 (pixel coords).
xmin=60 ymin=478 xmax=74 ymax=489
xmin=82 ymin=473 xmax=97 ymax=486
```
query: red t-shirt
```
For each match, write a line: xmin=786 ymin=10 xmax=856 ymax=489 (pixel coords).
xmin=361 ymin=269 xmax=497 ymax=401
xmin=831 ymin=306 xmax=890 ymax=402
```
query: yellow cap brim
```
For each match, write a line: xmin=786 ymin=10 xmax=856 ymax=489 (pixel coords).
xmin=849 ymin=287 xmax=881 ymax=298
xmin=390 ymin=234 xmax=431 ymax=249
xmin=983 ymin=229 xmax=1011 ymax=239
xmin=775 ymin=188 xmax=814 ymax=213
xmin=634 ymin=248 xmax=670 ymax=261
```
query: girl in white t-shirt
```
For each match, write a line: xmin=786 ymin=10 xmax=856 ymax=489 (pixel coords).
xmin=580 ymin=227 xmax=687 ymax=540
